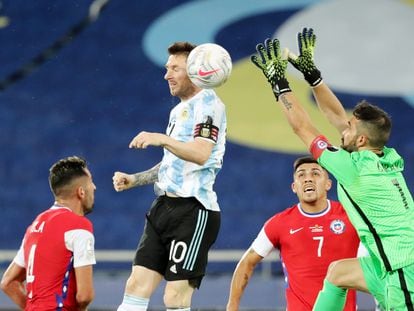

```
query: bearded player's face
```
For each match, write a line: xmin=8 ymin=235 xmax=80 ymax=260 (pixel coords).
xmin=81 ymin=168 xmax=96 ymax=215
xmin=341 ymin=117 xmax=360 ymax=152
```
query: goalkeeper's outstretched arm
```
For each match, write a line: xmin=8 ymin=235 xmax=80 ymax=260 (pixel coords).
xmin=287 ymin=27 xmax=348 ymax=134
xmin=312 ymin=83 xmax=349 ymax=134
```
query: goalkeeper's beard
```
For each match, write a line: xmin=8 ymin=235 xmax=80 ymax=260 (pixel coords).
xmin=341 ymin=137 xmax=358 ymax=153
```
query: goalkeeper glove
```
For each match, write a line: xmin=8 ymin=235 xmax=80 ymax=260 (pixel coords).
xmin=251 ymin=38 xmax=291 ymax=100
xmin=288 ymin=27 xmax=323 ymax=87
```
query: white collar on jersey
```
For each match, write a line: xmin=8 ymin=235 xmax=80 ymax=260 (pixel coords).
xmin=51 ymin=203 xmax=72 ymax=212
xmin=297 ymin=199 xmax=331 ymax=218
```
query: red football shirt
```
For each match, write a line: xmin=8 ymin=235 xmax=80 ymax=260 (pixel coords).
xmin=14 ymin=205 xmax=95 ymax=311
xmin=252 ymin=200 xmax=359 ymax=311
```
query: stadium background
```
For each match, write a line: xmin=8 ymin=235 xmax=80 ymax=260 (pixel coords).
xmin=0 ymin=0 xmax=413 ymax=309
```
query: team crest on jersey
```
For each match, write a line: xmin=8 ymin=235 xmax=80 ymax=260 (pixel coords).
xmin=330 ymin=219 xmax=345 ymax=234
xmin=180 ymin=109 xmax=189 ymax=121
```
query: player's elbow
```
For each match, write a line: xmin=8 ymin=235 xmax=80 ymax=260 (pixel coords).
xmin=0 ymin=275 xmax=14 ymax=293
xmin=191 ymin=148 xmax=211 ymax=165
xmin=76 ymin=289 xmax=94 ymax=308
xmin=193 ymin=154 xmax=209 ymax=166
xmin=0 ymin=277 xmax=8 ymax=293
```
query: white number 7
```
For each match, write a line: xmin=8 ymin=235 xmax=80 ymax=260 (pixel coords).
xmin=313 ymin=236 xmax=324 ymax=257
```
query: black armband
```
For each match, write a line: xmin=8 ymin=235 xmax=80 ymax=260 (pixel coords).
xmin=194 ymin=116 xmax=219 ymax=142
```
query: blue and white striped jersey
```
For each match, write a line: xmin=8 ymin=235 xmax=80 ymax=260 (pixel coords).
xmin=154 ymin=89 xmax=226 ymax=211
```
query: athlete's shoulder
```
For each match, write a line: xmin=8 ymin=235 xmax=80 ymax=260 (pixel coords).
xmin=265 ymin=205 xmax=298 ymax=223
xmin=57 ymin=210 xmax=93 ymax=232
xmin=197 ymin=89 xmax=225 ymax=108
xmin=329 ymin=200 xmax=352 ymax=216
xmin=330 ymin=200 xmax=345 ymax=210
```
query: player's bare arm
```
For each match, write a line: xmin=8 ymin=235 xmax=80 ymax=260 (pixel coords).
xmin=286 ymin=28 xmax=348 ymax=133
xmin=74 ymin=265 xmax=94 ymax=311
xmin=279 ymin=93 xmax=320 ymax=149
xmin=130 ymin=131 xmax=214 ymax=166
xmin=113 ymin=163 xmax=161 ymax=192
xmin=312 ymin=83 xmax=348 ymax=133
xmin=227 ymin=248 xmax=263 ymax=311
xmin=0 ymin=262 xmax=26 ymax=309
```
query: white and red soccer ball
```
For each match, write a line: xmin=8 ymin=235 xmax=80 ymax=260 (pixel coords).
xmin=186 ymin=43 xmax=232 ymax=89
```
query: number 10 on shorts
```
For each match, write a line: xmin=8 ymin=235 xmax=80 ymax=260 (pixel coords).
xmin=169 ymin=240 xmax=188 ymax=263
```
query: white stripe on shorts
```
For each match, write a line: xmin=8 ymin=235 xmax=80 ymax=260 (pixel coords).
xmin=183 ymin=209 xmax=208 ymax=271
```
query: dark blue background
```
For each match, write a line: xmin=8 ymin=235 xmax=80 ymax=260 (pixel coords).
xmin=0 ymin=0 xmax=412 ymax=259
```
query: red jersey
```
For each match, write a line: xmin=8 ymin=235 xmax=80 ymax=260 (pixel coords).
xmin=13 ymin=205 xmax=96 ymax=311
xmin=251 ymin=200 xmax=359 ymax=311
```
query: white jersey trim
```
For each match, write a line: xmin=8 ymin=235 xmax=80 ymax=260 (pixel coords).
xmin=65 ymin=229 xmax=96 ymax=267
xmin=297 ymin=199 xmax=332 ymax=217
xmin=251 ymin=228 xmax=274 ymax=258
xmin=13 ymin=239 xmax=25 ymax=267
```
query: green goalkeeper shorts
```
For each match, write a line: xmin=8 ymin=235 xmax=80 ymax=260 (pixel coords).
xmin=359 ymin=256 xmax=414 ymax=310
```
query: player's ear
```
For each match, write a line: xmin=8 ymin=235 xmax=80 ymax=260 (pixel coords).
xmin=356 ymin=134 xmax=368 ymax=147
xmin=76 ymin=186 xmax=85 ymax=198
xmin=291 ymin=182 xmax=297 ymax=193
xmin=325 ymin=178 xmax=332 ymax=191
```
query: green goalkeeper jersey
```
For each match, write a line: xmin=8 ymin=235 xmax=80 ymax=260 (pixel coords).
xmin=318 ymin=146 xmax=414 ymax=276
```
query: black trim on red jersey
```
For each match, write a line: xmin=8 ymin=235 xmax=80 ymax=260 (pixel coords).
xmin=339 ymin=184 xmax=392 ymax=272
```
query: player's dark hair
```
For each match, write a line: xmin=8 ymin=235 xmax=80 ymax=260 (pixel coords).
xmin=49 ymin=156 xmax=88 ymax=196
xmin=293 ymin=156 xmax=319 ymax=172
xmin=168 ymin=41 xmax=197 ymax=57
xmin=353 ymin=100 xmax=392 ymax=148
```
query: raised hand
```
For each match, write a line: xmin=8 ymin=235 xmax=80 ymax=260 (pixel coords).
xmin=251 ymin=38 xmax=291 ymax=100
xmin=112 ymin=171 xmax=135 ymax=192
xmin=288 ymin=28 xmax=323 ymax=87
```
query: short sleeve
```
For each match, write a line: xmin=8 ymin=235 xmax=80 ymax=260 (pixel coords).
xmin=193 ymin=90 xmax=225 ymax=143
xmin=251 ymin=228 xmax=275 ymax=258
xmin=13 ymin=239 xmax=25 ymax=267
xmin=65 ymin=229 xmax=96 ymax=268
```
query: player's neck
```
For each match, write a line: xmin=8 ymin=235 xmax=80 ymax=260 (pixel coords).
xmin=300 ymin=200 xmax=328 ymax=214
xmin=179 ymin=87 xmax=202 ymax=101
xmin=357 ymin=145 xmax=383 ymax=155
xmin=54 ymin=198 xmax=83 ymax=216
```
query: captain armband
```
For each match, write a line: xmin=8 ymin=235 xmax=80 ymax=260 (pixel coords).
xmin=194 ymin=116 xmax=219 ymax=143
xmin=309 ymin=135 xmax=331 ymax=159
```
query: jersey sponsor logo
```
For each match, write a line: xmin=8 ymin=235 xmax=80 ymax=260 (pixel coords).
xmin=330 ymin=219 xmax=345 ymax=234
xmin=309 ymin=224 xmax=323 ymax=233
xmin=289 ymin=227 xmax=304 ymax=234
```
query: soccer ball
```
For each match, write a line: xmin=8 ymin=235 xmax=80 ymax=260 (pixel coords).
xmin=186 ymin=43 xmax=232 ymax=89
